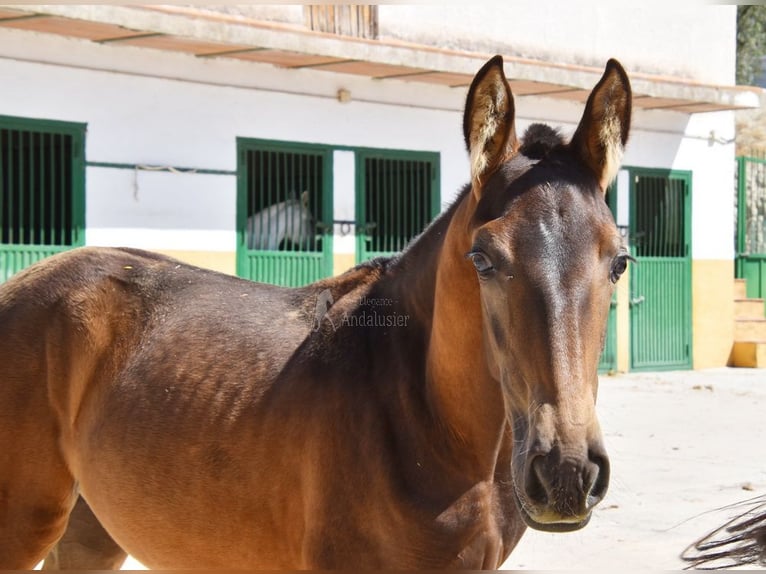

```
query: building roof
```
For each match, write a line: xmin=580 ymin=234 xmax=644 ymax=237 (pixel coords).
xmin=1 ymin=4 xmax=761 ymax=114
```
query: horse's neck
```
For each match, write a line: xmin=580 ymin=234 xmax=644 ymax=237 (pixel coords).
xmin=385 ymin=192 xmax=506 ymax=477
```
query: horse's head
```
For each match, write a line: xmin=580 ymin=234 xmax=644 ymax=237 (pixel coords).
xmin=460 ymin=56 xmax=631 ymax=532
xmin=284 ymin=190 xmax=317 ymax=249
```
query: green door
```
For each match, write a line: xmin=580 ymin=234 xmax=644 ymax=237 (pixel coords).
xmin=629 ymin=169 xmax=692 ymax=370
xmin=0 ymin=116 xmax=86 ymax=283
xmin=237 ymin=140 xmax=333 ymax=286
xmin=356 ymin=150 xmax=440 ymax=262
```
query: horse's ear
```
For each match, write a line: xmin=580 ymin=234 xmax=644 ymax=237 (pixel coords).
xmin=571 ymin=59 xmax=632 ymax=194
xmin=300 ymin=190 xmax=309 ymax=208
xmin=463 ymin=55 xmax=517 ymax=197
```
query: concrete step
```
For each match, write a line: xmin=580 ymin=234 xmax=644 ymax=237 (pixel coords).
xmin=735 ymin=278 xmax=748 ymax=299
xmin=730 ymin=340 xmax=766 ymax=368
xmin=735 ymin=298 xmax=765 ymax=319
xmin=735 ymin=317 xmax=766 ymax=341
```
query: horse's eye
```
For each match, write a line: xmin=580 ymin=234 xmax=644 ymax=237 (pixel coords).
xmin=610 ymin=254 xmax=633 ymax=283
xmin=467 ymin=251 xmax=494 ymax=275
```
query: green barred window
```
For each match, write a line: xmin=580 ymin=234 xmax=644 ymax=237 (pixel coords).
xmin=356 ymin=150 xmax=440 ymax=262
xmin=0 ymin=116 xmax=85 ymax=283
xmin=237 ymin=140 xmax=333 ymax=287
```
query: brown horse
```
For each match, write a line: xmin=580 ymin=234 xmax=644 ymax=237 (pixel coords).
xmin=0 ymin=55 xmax=632 ymax=569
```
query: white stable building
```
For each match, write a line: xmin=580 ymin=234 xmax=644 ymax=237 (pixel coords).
xmin=0 ymin=3 xmax=759 ymax=371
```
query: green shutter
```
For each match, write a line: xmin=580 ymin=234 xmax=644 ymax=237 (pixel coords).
xmin=356 ymin=149 xmax=440 ymax=262
xmin=0 ymin=115 xmax=85 ymax=283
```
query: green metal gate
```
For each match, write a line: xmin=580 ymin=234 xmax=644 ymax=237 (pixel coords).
xmin=237 ymin=140 xmax=333 ymax=286
xmin=0 ymin=115 xmax=85 ymax=283
xmin=356 ymin=150 xmax=440 ymax=262
xmin=629 ymin=168 xmax=692 ymax=370
xmin=735 ymin=154 xmax=766 ymax=303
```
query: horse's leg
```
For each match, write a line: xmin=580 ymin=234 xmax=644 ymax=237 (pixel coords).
xmin=0 ymin=407 xmax=78 ymax=568
xmin=42 ymin=496 xmax=128 ymax=570
xmin=0 ymin=321 xmax=82 ymax=568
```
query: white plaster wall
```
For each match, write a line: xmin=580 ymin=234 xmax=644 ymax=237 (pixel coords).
xmin=675 ymin=113 xmax=737 ymax=261
xmin=379 ymin=3 xmax=737 ymax=85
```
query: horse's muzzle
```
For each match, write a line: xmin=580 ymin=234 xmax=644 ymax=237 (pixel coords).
xmin=516 ymin=444 xmax=610 ymax=532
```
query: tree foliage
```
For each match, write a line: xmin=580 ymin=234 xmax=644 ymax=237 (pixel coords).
xmin=737 ymin=5 xmax=766 ymax=86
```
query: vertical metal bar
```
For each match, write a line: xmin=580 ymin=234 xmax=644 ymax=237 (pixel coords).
xmin=371 ymin=157 xmax=377 ymax=253
xmin=8 ymin=130 xmax=15 ymax=244
xmin=38 ymin=132 xmax=45 ymax=245
xmin=408 ymin=160 xmax=415 ymax=246
xmin=385 ymin=158 xmax=391 ymax=252
xmin=383 ymin=159 xmax=394 ymax=253
xmin=374 ymin=156 xmax=379 ymax=254
xmin=370 ymin=157 xmax=377 ymax=254
xmin=59 ymin=132 xmax=65 ymax=245
xmin=415 ymin=161 xmax=422 ymax=238
xmin=261 ymin=150 xmax=268 ymax=251
xmin=54 ymin=132 xmax=60 ymax=245
xmin=310 ymin=153 xmax=316 ymax=253
xmin=284 ymin=151 xmax=291 ymax=251
xmin=49 ymin=131 xmax=55 ymax=245
xmin=29 ymin=130 xmax=36 ymax=245
xmin=260 ymin=149 xmax=273 ymax=249
xmin=364 ymin=157 xmax=380 ymax=253
xmin=287 ymin=151 xmax=294 ymax=252
xmin=314 ymin=152 xmax=320 ymax=253
xmin=397 ymin=159 xmax=404 ymax=250
xmin=410 ymin=160 xmax=417 ymax=242
xmin=404 ymin=160 xmax=411 ymax=244
xmin=48 ymin=132 xmax=54 ymax=245
xmin=258 ymin=149 xmax=264 ymax=251
xmin=65 ymin=133 xmax=73 ymax=245
xmin=17 ymin=130 xmax=25 ymax=245
xmin=394 ymin=159 xmax=401 ymax=250
xmin=251 ymin=149 xmax=257 ymax=253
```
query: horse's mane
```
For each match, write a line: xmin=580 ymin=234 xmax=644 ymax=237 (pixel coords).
xmin=682 ymin=494 xmax=766 ymax=570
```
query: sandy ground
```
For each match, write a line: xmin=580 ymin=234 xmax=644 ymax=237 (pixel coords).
xmin=506 ymin=368 xmax=766 ymax=570
xmin=95 ymin=369 xmax=766 ymax=570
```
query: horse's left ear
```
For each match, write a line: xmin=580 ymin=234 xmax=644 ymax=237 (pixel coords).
xmin=300 ymin=190 xmax=309 ymax=208
xmin=571 ymin=59 xmax=632 ymax=194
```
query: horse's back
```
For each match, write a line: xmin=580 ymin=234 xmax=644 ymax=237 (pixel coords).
xmin=0 ymin=246 xmax=320 ymax=435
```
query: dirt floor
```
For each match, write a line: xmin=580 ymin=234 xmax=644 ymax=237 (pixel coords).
xmin=110 ymin=369 xmax=765 ymax=570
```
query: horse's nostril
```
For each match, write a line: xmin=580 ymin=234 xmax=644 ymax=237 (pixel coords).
xmin=526 ymin=456 xmax=549 ymax=506
xmin=586 ymin=452 xmax=610 ymax=509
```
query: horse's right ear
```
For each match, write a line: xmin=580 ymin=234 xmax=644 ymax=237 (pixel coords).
xmin=463 ymin=55 xmax=517 ymax=198
xmin=300 ymin=190 xmax=309 ymax=208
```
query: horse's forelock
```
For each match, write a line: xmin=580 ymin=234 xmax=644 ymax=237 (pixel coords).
xmin=519 ymin=124 xmax=564 ymax=160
